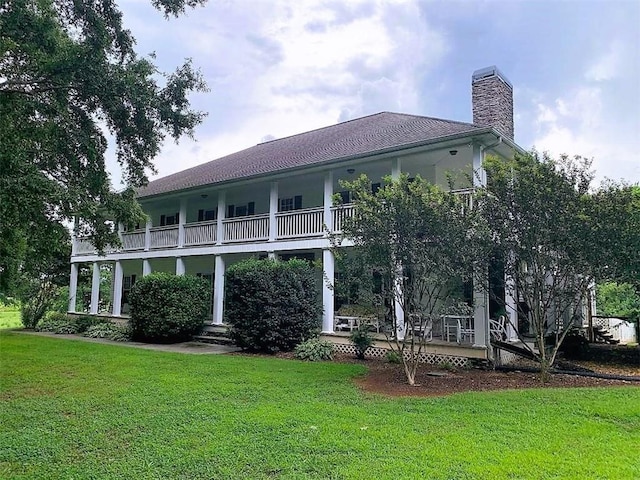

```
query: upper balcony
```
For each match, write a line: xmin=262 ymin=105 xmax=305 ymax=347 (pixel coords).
xmin=73 ymin=205 xmax=356 ymax=256
xmin=72 ymin=142 xmax=478 ymax=259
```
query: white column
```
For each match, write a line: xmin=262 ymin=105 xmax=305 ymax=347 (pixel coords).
xmin=323 ymin=171 xmax=333 ymax=233
xmin=144 ymin=218 xmax=152 ymax=251
xmin=391 ymin=157 xmax=402 ymax=179
xmin=142 ymin=259 xmax=152 ymax=276
xmin=90 ymin=262 xmax=100 ymax=314
xmin=68 ymin=263 xmax=79 ymax=313
xmin=176 ymin=257 xmax=186 ymax=275
xmin=473 ymin=275 xmax=489 ymax=348
xmin=504 ymin=273 xmax=518 ymax=341
xmin=112 ymin=261 xmax=124 ymax=316
xmin=70 ymin=217 xmax=77 ymax=257
xmin=178 ymin=198 xmax=187 ymax=248
xmin=269 ymin=181 xmax=278 ymax=242
xmin=212 ymin=255 xmax=225 ymax=324
xmin=267 ymin=251 xmax=276 ymax=260
xmin=322 ymin=249 xmax=335 ymax=333
xmin=394 ymin=268 xmax=405 ymax=340
xmin=216 ymin=191 xmax=226 ymax=245
xmin=472 ymin=142 xmax=486 ymax=187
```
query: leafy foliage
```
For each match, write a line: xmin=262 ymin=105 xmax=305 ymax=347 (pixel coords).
xmin=349 ymin=327 xmax=374 ymax=360
xmin=20 ymin=282 xmax=60 ymax=328
xmin=35 ymin=311 xmax=77 ymax=334
xmin=0 ymin=0 xmax=208 ymax=293
xmin=480 ymin=152 xmax=637 ymax=378
xmin=225 ymin=258 xmax=322 ymax=353
xmin=294 ymin=338 xmax=335 ymax=361
xmin=336 ymin=174 xmax=488 ymax=384
xmin=129 ymin=273 xmax=209 ymax=343
xmin=83 ymin=322 xmax=132 ymax=342
xmin=597 ymin=282 xmax=640 ymax=323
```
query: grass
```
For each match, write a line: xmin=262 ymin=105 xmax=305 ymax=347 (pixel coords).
xmin=1 ymin=332 xmax=639 ymax=480
xmin=0 ymin=307 xmax=21 ymax=329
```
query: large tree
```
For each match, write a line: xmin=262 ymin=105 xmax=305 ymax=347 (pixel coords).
xmin=337 ymin=174 xmax=488 ymax=385
xmin=480 ymin=152 xmax=638 ymax=379
xmin=0 ymin=0 xmax=208 ymax=293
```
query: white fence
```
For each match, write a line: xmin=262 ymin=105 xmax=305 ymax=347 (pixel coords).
xmin=149 ymin=226 xmax=179 ymax=249
xmin=223 ymin=215 xmax=269 ymax=242
xmin=184 ymin=221 xmax=217 ymax=246
xmin=277 ymin=207 xmax=324 ymax=239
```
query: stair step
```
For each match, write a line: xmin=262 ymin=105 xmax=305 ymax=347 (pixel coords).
xmin=194 ymin=335 xmax=235 ymax=346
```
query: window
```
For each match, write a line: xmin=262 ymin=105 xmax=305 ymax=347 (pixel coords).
xmin=160 ymin=213 xmax=179 ymax=226
xmin=371 ymin=182 xmax=381 ymax=194
xmin=197 ymin=209 xmax=217 ymax=222
xmin=338 ymin=190 xmax=351 ymax=204
xmin=278 ymin=195 xmax=302 ymax=212
xmin=227 ymin=202 xmax=255 ymax=218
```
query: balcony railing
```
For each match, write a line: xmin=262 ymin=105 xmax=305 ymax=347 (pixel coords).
xmin=122 ymin=230 xmax=145 ymax=250
xmin=277 ymin=207 xmax=324 ymax=239
xmin=184 ymin=220 xmax=217 ymax=246
xmin=150 ymin=226 xmax=179 ymax=249
xmin=223 ymin=214 xmax=269 ymax=243
xmin=73 ymin=205 xmax=355 ymax=255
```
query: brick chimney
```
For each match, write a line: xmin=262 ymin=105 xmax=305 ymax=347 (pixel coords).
xmin=472 ymin=66 xmax=514 ymax=141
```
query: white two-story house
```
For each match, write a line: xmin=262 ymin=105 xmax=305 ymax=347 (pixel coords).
xmin=68 ymin=66 xmax=523 ymax=362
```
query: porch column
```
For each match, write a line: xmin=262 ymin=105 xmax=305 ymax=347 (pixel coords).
xmin=112 ymin=260 xmax=124 ymax=316
xmin=473 ymin=275 xmax=489 ymax=348
xmin=216 ymin=191 xmax=226 ymax=245
xmin=323 ymin=172 xmax=333 ymax=233
xmin=90 ymin=262 xmax=101 ymax=314
xmin=117 ymin=222 xmax=124 ymax=243
xmin=267 ymin=251 xmax=276 ymax=260
xmin=142 ymin=259 xmax=152 ymax=276
xmin=472 ymin=142 xmax=487 ymax=187
xmin=212 ymin=255 xmax=225 ymax=325
xmin=144 ymin=218 xmax=152 ymax=251
xmin=269 ymin=182 xmax=278 ymax=242
xmin=176 ymin=257 xmax=186 ymax=275
xmin=391 ymin=157 xmax=402 ymax=179
xmin=394 ymin=267 xmax=405 ymax=340
xmin=68 ymin=263 xmax=79 ymax=313
xmin=322 ymin=248 xmax=334 ymax=333
xmin=178 ymin=198 xmax=187 ymax=248
xmin=504 ymin=273 xmax=518 ymax=341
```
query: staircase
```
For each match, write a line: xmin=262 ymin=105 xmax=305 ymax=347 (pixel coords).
xmin=590 ymin=325 xmax=620 ymax=345
xmin=194 ymin=324 xmax=235 ymax=346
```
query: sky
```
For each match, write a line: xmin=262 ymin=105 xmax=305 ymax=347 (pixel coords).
xmin=111 ymin=0 xmax=640 ymax=187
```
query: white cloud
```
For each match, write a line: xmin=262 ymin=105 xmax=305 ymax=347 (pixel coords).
xmin=531 ymin=86 xmax=639 ymax=185
xmin=585 ymin=39 xmax=624 ymax=82
xmin=113 ymin=0 xmax=448 ymax=184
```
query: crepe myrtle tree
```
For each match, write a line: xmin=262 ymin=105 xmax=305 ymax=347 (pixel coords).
xmin=479 ymin=152 xmax=637 ymax=380
xmin=334 ymin=174 xmax=489 ymax=386
xmin=0 ymin=0 xmax=208 ymax=294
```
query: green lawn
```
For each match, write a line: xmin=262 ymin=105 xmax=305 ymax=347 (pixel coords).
xmin=1 ymin=332 xmax=638 ymax=480
xmin=0 ymin=307 xmax=21 ymax=330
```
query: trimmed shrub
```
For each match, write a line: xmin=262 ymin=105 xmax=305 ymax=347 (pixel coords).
xmin=225 ymin=258 xmax=322 ymax=353
xmin=35 ymin=312 xmax=78 ymax=334
xmin=294 ymin=338 xmax=335 ymax=361
xmin=129 ymin=273 xmax=209 ymax=343
xmin=83 ymin=322 xmax=132 ymax=342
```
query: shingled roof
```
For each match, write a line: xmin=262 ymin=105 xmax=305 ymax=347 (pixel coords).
xmin=138 ymin=112 xmax=485 ymax=198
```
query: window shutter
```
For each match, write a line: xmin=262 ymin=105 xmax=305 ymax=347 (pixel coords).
xmin=248 ymin=202 xmax=255 ymax=215
xmin=227 ymin=205 xmax=235 ymax=218
xmin=175 ymin=212 xmax=179 ymax=224
xmin=198 ymin=209 xmax=204 ymax=222
xmin=278 ymin=198 xmax=282 ymax=212
xmin=371 ymin=183 xmax=381 ymax=194
xmin=131 ymin=274 xmax=137 ymax=286
xmin=160 ymin=215 xmax=166 ymax=226
xmin=294 ymin=195 xmax=302 ymax=210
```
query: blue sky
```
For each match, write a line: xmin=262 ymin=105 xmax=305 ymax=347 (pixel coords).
xmin=113 ymin=0 xmax=640 ymax=186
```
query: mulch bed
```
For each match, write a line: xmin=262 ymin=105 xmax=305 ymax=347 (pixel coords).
xmin=283 ymin=352 xmax=640 ymax=398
